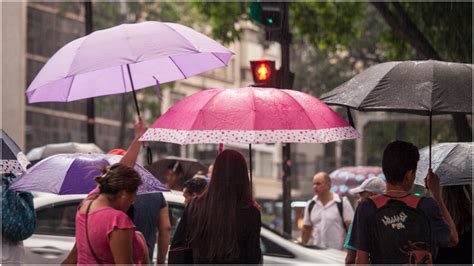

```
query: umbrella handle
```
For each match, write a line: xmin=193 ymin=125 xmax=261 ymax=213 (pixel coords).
xmin=146 ymin=146 xmax=152 ymax=165
xmin=218 ymin=144 xmax=223 ymax=153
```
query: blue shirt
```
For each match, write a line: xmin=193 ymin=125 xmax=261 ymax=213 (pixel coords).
xmin=133 ymin=192 xmax=167 ymax=263
xmin=344 ymin=222 xmax=356 ymax=251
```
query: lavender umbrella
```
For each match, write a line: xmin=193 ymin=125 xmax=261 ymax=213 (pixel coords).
xmin=25 ymin=21 xmax=234 ymax=115
xmin=10 ymin=153 xmax=169 ymax=195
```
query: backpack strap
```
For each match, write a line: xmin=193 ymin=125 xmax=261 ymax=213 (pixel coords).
xmin=370 ymin=194 xmax=391 ymax=208
xmin=336 ymin=199 xmax=347 ymax=232
xmin=370 ymin=194 xmax=423 ymax=209
xmin=308 ymin=200 xmax=316 ymax=217
xmin=397 ymin=194 xmax=423 ymax=208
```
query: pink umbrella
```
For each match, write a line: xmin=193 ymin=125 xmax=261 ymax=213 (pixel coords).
xmin=329 ymin=166 xmax=385 ymax=197
xmin=140 ymin=87 xmax=360 ymax=144
xmin=141 ymin=87 xmax=359 ymax=187
xmin=25 ymin=21 xmax=233 ymax=115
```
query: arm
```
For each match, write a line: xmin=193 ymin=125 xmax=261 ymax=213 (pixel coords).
xmin=345 ymin=249 xmax=356 ymax=265
xmin=426 ymin=169 xmax=459 ymax=247
xmin=355 ymin=250 xmax=369 ymax=265
xmin=301 ymin=225 xmax=313 ymax=244
xmin=135 ymin=231 xmax=150 ymax=265
xmin=61 ymin=242 xmax=77 ymax=264
xmin=109 ymin=229 xmax=135 ymax=264
xmin=156 ymin=207 xmax=171 ymax=264
xmin=301 ymin=203 xmax=313 ymax=244
xmin=119 ymin=117 xmax=147 ymax=168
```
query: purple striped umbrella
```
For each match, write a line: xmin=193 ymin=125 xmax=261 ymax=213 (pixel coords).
xmin=10 ymin=153 xmax=169 ymax=194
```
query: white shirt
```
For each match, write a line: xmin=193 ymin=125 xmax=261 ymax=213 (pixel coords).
xmin=303 ymin=193 xmax=354 ymax=250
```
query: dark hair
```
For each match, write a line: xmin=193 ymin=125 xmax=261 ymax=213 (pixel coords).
xmin=189 ymin=149 xmax=253 ymax=262
xmin=95 ymin=163 xmax=142 ymax=195
xmin=183 ymin=177 xmax=208 ymax=195
xmin=442 ymin=185 xmax=472 ymax=234
xmin=382 ymin=140 xmax=419 ymax=184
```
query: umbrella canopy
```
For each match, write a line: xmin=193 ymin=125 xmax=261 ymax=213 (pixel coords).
xmin=26 ymin=142 xmax=104 ymax=162
xmin=140 ymin=87 xmax=360 ymax=144
xmin=145 ymin=156 xmax=207 ymax=183
xmin=415 ymin=142 xmax=472 ymax=187
xmin=1 ymin=129 xmax=30 ymax=175
xmin=329 ymin=166 xmax=385 ymax=197
xmin=10 ymin=153 xmax=169 ymax=195
xmin=26 ymin=21 xmax=233 ymax=103
xmin=320 ymin=60 xmax=473 ymax=169
xmin=321 ymin=60 xmax=472 ymax=115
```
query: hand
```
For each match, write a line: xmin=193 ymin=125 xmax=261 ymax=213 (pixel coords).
xmin=425 ymin=168 xmax=441 ymax=198
xmin=134 ymin=116 xmax=147 ymax=139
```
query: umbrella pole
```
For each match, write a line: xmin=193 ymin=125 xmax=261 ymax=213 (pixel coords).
xmin=249 ymin=144 xmax=253 ymax=194
xmin=126 ymin=64 xmax=152 ymax=165
xmin=429 ymin=113 xmax=432 ymax=170
xmin=126 ymin=64 xmax=141 ymax=117
xmin=346 ymin=107 xmax=356 ymax=129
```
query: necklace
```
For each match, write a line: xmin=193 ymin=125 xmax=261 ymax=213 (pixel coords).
xmin=386 ymin=189 xmax=407 ymax=193
xmin=385 ymin=190 xmax=409 ymax=198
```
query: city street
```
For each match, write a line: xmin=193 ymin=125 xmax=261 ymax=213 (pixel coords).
xmin=1 ymin=1 xmax=472 ymax=265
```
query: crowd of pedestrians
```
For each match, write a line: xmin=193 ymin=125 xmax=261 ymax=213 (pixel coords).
xmin=2 ymin=119 xmax=471 ymax=265
xmin=300 ymin=140 xmax=469 ymax=265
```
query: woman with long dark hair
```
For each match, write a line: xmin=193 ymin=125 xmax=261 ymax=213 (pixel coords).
xmin=435 ymin=185 xmax=472 ymax=264
xmin=170 ymin=149 xmax=262 ymax=264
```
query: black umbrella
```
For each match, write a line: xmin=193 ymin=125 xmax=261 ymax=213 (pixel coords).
xmin=321 ymin=60 xmax=473 ymax=168
xmin=1 ymin=129 xmax=30 ymax=175
xmin=145 ymin=156 xmax=207 ymax=184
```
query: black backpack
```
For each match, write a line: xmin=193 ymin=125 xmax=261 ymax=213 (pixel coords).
xmin=368 ymin=194 xmax=432 ymax=264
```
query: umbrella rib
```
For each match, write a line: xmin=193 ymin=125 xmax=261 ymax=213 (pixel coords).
xmin=120 ymin=65 xmax=129 ymax=93
xmin=355 ymin=64 xmax=400 ymax=111
xmin=163 ymin=23 xmax=201 ymax=52
xmin=211 ymin=52 xmax=227 ymax=65
xmin=278 ymin=89 xmax=321 ymax=131
xmin=169 ymin=56 xmax=188 ymax=79
xmin=186 ymin=90 xmax=224 ymax=140
xmin=65 ymin=75 xmax=76 ymax=102
xmin=433 ymin=144 xmax=458 ymax=172
xmin=248 ymin=88 xmax=257 ymax=142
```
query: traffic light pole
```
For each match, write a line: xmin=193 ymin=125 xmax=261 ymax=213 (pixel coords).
xmin=279 ymin=2 xmax=292 ymax=237
xmin=85 ymin=1 xmax=95 ymax=144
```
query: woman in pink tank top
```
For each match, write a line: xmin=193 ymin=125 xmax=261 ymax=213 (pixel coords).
xmin=62 ymin=164 xmax=148 ymax=264
xmin=62 ymin=118 xmax=150 ymax=264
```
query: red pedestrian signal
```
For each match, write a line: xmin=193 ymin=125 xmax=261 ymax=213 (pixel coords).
xmin=250 ymin=60 xmax=276 ymax=87
xmin=256 ymin=62 xmax=271 ymax=81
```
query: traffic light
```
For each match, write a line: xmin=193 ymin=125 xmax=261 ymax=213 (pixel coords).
xmin=250 ymin=60 xmax=276 ymax=87
xmin=248 ymin=1 xmax=283 ymax=31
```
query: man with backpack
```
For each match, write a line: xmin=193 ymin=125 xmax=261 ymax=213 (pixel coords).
xmin=349 ymin=140 xmax=459 ymax=264
xmin=301 ymin=172 xmax=354 ymax=250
